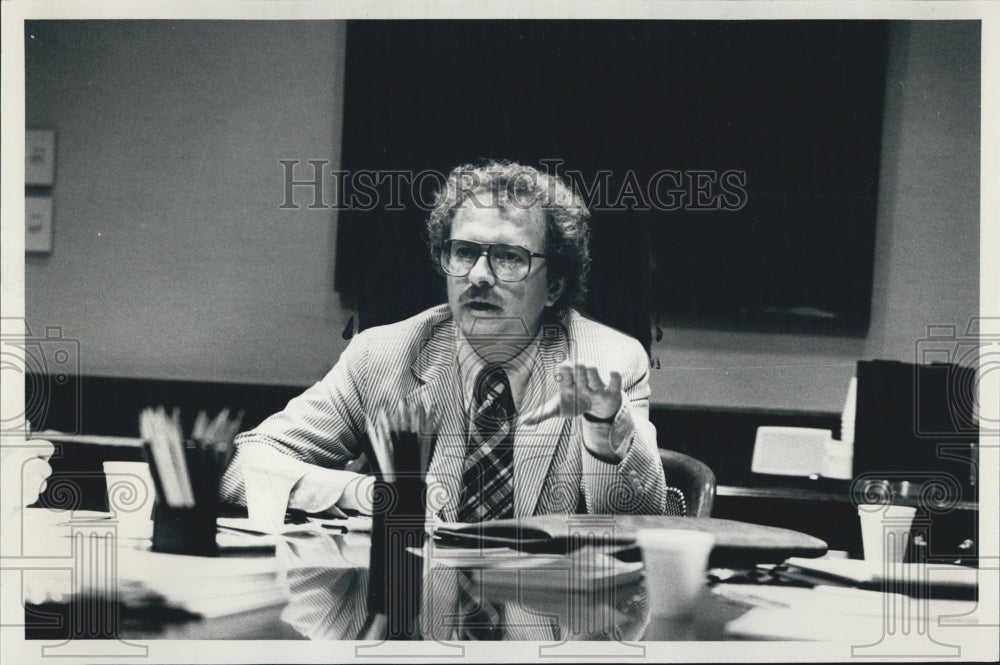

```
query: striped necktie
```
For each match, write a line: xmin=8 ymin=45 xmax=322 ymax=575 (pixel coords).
xmin=457 ymin=363 xmax=515 ymax=523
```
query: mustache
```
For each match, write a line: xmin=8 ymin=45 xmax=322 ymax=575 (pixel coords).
xmin=459 ymin=286 xmax=501 ymax=306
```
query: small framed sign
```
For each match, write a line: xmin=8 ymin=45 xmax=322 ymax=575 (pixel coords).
xmin=25 ymin=129 xmax=56 ymax=186
xmin=26 ymin=196 xmax=54 ymax=254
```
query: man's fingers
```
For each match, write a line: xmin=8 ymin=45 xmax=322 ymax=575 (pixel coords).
xmin=555 ymin=363 xmax=584 ymax=416
xmin=608 ymin=371 xmax=622 ymax=394
xmin=561 ymin=363 xmax=613 ymax=393
xmin=555 ymin=362 xmax=576 ymax=388
xmin=585 ymin=366 xmax=605 ymax=392
xmin=554 ymin=363 xmax=621 ymax=415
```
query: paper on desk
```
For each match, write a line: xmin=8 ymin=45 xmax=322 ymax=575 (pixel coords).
xmin=784 ymin=556 xmax=979 ymax=589
xmin=410 ymin=543 xmax=644 ymax=590
xmin=22 ymin=545 xmax=288 ymax=619
xmin=217 ymin=516 xmax=321 ymax=536
xmin=119 ymin=548 xmax=288 ymax=618
xmin=169 ymin=587 xmax=290 ymax=618
xmin=216 ymin=530 xmax=278 ymax=551
xmin=20 ymin=508 xmax=290 ymax=619
xmin=122 ymin=546 xmax=280 ymax=579
xmin=409 ymin=543 xmax=565 ymax=569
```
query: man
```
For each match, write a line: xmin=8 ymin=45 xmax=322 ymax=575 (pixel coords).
xmin=219 ymin=161 xmax=670 ymax=519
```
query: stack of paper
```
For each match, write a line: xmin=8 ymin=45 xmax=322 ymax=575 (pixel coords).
xmin=22 ymin=542 xmax=289 ymax=620
xmin=111 ymin=548 xmax=288 ymax=618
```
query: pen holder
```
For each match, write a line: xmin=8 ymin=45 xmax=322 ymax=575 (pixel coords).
xmin=368 ymin=474 xmax=426 ymax=639
xmin=143 ymin=442 xmax=220 ymax=557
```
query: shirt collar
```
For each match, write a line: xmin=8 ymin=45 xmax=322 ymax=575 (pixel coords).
xmin=455 ymin=328 xmax=542 ymax=412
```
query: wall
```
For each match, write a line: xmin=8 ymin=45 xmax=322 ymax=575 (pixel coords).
xmin=25 ymin=21 xmax=980 ymax=412
xmin=647 ymin=21 xmax=980 ymax=412
xmin=25 ymin=21 xmax=351 ymax=386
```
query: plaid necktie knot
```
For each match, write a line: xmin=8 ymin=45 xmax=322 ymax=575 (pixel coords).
xmin=473 ymin=363 xmax=507 ymax=403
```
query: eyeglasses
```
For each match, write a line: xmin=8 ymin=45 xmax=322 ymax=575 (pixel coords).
xmin=439 ymin=239 xmax=547 ymax=283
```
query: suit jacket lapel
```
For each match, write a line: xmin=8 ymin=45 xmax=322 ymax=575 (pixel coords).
xmin=515 ymin=323 xmax=571 ymax=517
xmin=407 ymin=318 xmax=466 ymax=522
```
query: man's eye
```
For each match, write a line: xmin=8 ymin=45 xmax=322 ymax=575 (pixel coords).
xmin=498 ymin=250 xmax=526 ymax=264
xmin=453 ymin=245 xmax=478 ymax=259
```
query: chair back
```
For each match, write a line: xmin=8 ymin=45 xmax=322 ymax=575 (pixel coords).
xmin=658 ymin=449 xmax=716 ymax=517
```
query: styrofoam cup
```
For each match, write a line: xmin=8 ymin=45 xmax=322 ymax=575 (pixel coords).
xmin=636 ymin=528 xmax=715 ymax=617
xmin=858 ymin=504 xmax=916 ymax=567
xmin=102 ymin=461 xmax=155 ymax=538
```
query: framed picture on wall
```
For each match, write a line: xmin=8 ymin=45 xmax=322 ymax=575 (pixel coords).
xmin=25 ymin=196 xmax=54 ymax=254
xmin=25 ymin=129 xmax=56 ymax=186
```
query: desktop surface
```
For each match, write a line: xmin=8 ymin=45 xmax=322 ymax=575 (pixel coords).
xmin=16 ymin=507 xmax=982 ymax=646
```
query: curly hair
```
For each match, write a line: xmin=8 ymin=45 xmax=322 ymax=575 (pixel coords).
xmin=426 ymin=160 xmax=591 ymax=321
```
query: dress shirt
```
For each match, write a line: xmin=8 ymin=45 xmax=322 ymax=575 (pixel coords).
xmin=455 ymin=329 xmax=632 ymax=462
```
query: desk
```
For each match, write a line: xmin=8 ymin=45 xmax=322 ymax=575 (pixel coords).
xmin=16 ymin=507 xmax=984 ymax=648
xmin=32 ymin=432 xmax=980 ymax=566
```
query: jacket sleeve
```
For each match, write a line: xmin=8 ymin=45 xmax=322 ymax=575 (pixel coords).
xmin=579 ymin=339 xmax=667 ymax=515
xmin=218 ymin=331 xmax=371 ymax=506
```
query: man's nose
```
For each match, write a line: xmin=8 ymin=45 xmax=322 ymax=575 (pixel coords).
xmin=467 ymin=252 xmax=496 ymax=286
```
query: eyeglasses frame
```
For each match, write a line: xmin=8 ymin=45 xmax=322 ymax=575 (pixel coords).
xmin=439 ymin=239 xmax=548 ymax=283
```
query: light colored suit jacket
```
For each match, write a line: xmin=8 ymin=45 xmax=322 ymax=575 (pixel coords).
xmin=220 ymin=305 xmax=667 ymax=517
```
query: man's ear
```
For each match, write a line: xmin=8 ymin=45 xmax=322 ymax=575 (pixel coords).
xmin=546 ymin=276 xmax=565 ymax=307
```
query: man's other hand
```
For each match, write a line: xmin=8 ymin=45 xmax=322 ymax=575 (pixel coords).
xmin=289 ymin=468 xmax=374 ymax=516
xmin=554 ymin=362 xmax=623 ymax=420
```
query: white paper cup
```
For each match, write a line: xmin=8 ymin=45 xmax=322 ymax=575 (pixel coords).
xmin=636 ymin=528 xmax=715 ymax=618
xmin=102 ymin=461 xmax=155 ymax=538
xmin=858 ymin=504 xmax=916 ymax=567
